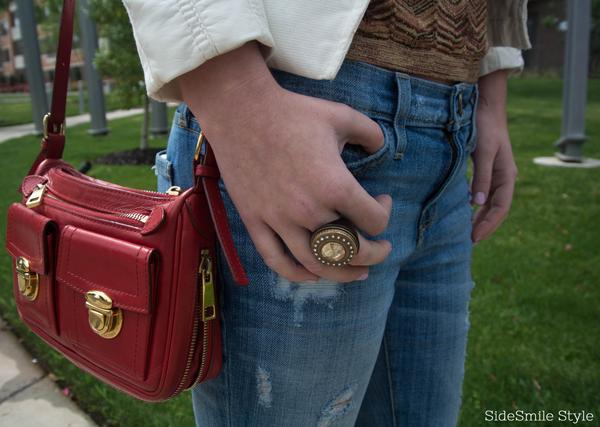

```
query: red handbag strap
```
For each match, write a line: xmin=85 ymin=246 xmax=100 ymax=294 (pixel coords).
xmin=27 ymin=0 xmax=75 ymax=175
xmin=27 ymin=0 xmax=249 ymax=286
xmin=195 ymin=135 xmax=249 ymax=286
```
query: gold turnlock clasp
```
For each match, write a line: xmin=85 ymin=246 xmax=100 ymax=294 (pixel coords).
xmin=85 ymin=291 xmax=123 ymax=339
xmin=16 ymin=257 xmax=39 ymax=301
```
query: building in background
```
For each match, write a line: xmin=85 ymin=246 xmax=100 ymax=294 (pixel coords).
xmin=0 ymin=1 xmax=83 ymax=92
xmin=525 ymin=0 xmax=567 ymax=75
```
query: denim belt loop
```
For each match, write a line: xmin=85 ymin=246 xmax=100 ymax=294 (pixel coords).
xmin=452 ymin=85 xmax=461 ymax=131
xmin=447 ymin=83 xmax=468 ymax=133
xmin=392 ymin=73 xmax=413 ymax=160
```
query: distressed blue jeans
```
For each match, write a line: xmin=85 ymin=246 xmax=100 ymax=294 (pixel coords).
xmin=154 ymin=59 xmax=479 ymax=427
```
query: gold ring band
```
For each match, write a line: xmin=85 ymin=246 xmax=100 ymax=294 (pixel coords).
xmin=310 ymin=218 xmax=360 ymax=266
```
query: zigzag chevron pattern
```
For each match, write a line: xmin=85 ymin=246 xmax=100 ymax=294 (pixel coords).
xmin=346 ymin=0 xmax=488 ymax=83
xmin=358 ymin=0 xmax=487 ymax=56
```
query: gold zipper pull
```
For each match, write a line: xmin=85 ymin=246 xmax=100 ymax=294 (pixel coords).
xmin=26 ymin=183 xmax=47 ymax=208
xmin=199 ymin=249 xmax=216 ymax=321
xmin=166 ymin=186 xmax=182 ymax=196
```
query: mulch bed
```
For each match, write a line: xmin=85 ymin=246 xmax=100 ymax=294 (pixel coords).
xmin=94 ymin=148 xmax=162 ymax=165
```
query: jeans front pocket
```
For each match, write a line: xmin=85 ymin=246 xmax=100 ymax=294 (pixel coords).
xmin=341 ymin=119 xmax=395 ymax=175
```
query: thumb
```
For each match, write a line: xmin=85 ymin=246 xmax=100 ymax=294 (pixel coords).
xmin=470 ymin=150 xmax=494 ymax=206
xmin=334 ymin=104 xmax=385 ymax=154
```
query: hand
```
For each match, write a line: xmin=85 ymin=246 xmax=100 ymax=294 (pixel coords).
xmin=179 ymin=42 xmax=393 ymax=283
xmin=470 ymin=70 xmax=518 ymax=244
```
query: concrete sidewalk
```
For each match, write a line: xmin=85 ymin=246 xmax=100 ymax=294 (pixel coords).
xmin=0 ymin=318 xmax=97 ymax=427
xmin=0 ymin=108 xmax=144 ymax=144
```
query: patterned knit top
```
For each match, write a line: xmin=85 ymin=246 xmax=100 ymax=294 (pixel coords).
xmin=345 ymin=0 xmax=488 ymax=83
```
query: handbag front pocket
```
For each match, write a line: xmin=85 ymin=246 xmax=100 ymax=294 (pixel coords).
xmin=55 ymin=225 xmax=158 ymax=383
xmin=5 ymin=203 xmax=58 ymax=335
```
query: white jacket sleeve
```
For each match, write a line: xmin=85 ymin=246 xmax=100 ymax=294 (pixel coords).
xmin=479 ymin=0 xmax=530 ymax=78
xmin=479 ymin=47 xmax=525 ymax=77
xmin=122 ymin=0 xmax=275 ymax=102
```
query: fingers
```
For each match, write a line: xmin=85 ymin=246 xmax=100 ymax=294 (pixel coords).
xmin=333 ymin=104 xmax=385 ymax=154
xmin=335 ymin=180 xmax=392 ymax=236
xmin=470 ymin=145 xmax=495 ymax=207
xmin=246 ymin=220 xmax=320 ymax=282
xmin=471 ymin=174 xmax=516 ymax=243
xmin=348 ymin=232 xmax=392 ymax=266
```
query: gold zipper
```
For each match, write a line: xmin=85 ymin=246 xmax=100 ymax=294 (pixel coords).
xmin=165 ymin=186 xmax=182 ymax=196
xmin=172 ymin=249 xmax=216 ymax=396
xmin=199 ymin=249 xmax=216 ymax=321
xmin=173 ymin=303 xmax=201 ymax=396
xmin=116 ymin=212 xmax=149 ymax=224
xmin=26 ymin=183 xmax=150 ymax=224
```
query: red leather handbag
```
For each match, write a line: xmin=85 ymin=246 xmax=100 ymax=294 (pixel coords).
xmin=4 ymin=0 xmax=248 ymax=401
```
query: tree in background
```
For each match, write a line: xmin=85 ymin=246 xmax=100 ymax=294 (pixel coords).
xmin=90 ymin=0 xmax=150 ymax=149
xmin=32 ymin=0 xmax=151 ymax=149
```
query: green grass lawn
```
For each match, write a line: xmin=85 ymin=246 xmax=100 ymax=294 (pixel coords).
xmin=0 ymin=91 xmax=132 ymax=127
xmin=0 ymin=78 xmax=598 ymax=427
xmin=462 ymin=78 xmax=600 ymax=426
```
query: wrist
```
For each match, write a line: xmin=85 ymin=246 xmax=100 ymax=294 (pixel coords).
xmin=477 ymin=69 xmax=508 ymax=117
xmin=178 ymin=41 xmax=280 ymax=129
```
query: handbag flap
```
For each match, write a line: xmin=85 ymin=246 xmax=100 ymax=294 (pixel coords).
xmin=5 ymin=203 xmax=55 ymax=274
xmin=55 ymin=225 xmax=156 ymax=314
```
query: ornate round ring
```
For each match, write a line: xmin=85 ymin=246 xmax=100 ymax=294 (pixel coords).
xmin=310 ymin=218 xmax=360 ymax=266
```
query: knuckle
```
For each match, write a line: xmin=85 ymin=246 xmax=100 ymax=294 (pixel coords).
xmin=367 ymin=210 xmax=389 ymax=236
xmin=294 ymin=200 xmax=321 ymax=227
xmin=328 ymin=102 xmax=352 ymax=125
xmin=337 ymin=102 xmax=354 ymax=117
xmin=324 ymin=178 xmax=350 ymax=206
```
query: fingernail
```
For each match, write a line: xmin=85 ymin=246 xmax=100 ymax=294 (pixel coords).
xmin=358 ymin=272 xmax=369 ymax=281
xmin=474 ymin=192 xmax=486 ymax=205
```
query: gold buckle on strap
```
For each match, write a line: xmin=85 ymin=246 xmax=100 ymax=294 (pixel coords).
xmin=43 ymin=113 xmax=65 ymax=139
xmin=194 ymin=132 xmax=206 ymax=162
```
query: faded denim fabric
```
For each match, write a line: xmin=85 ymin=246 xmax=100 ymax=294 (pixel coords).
xmin=156 ymin=59 xmax=479 ymax=427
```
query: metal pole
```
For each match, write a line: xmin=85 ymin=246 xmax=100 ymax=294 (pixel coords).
xmin=15 ymin=0 xmax=47 ymax=134
xmin=555 ymin=0 xmax=591 ymax=162
xmin=77 ymin=0 xmax=108 ymax=135
xmin=77 ymin=79 xmax=85 ymax=114
xmin=150 ymin=100 xmax=168 ymax=135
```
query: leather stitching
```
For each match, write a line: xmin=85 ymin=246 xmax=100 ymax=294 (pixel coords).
xmin=6 ymin=205 xmax=48 ymax=268
xmin=57 ymin=226 xmax=150 ymax=313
